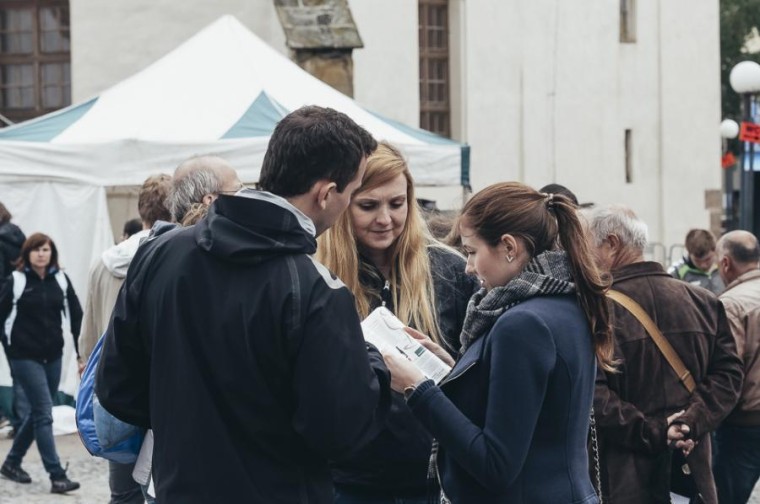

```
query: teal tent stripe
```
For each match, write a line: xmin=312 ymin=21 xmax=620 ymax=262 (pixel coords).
xmin=222 ymin=91 xmax=288 ymax=139
xmin=0 ymin=98 xmax=97 ymax=142
xmin=365 ymin=108 xmax=467 ymax=187
xmin=55 ymin=391 xmax=75 ymax=408
xmin=461 ymin=144 xmax=471 ymax=189
xmin=364 ymin=109 xmax=459 ymax=146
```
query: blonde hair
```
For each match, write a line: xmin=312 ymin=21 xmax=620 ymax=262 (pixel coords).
xmin=317 ymin=142 xmax=444 ymax=344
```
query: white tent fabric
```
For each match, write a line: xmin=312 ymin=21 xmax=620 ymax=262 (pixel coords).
xmin=0 ymin=15 xmax=465 ymax=187
xmin=0 ymin=16 xmax=467 ymax=396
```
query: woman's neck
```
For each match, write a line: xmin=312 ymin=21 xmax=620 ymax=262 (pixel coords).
xmin=31 ymin=265 xmax=46 ymax=278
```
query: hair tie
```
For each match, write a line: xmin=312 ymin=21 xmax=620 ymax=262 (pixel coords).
xmin=541 ymin=192 xmax=555 ymax=208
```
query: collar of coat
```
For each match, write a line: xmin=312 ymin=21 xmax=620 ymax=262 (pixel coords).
xmin=610 ymin=260 xmax=670 ymax=284
xmin=723 ymin=269 xmax=760 ymax=293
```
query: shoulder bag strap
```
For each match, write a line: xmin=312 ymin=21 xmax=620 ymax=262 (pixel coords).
xmin=606 ymin=289 xmax=696 ymax=394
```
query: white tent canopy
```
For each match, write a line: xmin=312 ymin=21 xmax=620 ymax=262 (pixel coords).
xmin=0 ymin=15 xmax=467 ymax=187
xmin=0 ymin=16 xmax=468 ymax=394
xmin=0 ymin=13 xmax=468 ymax=298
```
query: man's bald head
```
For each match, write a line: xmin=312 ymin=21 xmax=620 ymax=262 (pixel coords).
xmin=168 ymin=155 xmax=242 ymax=222
xmin=716 ymin=230 xmax=760 ymax=284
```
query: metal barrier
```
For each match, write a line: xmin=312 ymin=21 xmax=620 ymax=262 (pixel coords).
xmin=644 ymin=242 xmax=668 ymax=267
xmin=643 ymin=242 xmax=686 ymax=269
xmin=668 ymin=244 xmax=685 ymax=268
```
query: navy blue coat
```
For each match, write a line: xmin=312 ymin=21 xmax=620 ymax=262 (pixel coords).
xmin=408 ymin=295 xmax=599 ymax=504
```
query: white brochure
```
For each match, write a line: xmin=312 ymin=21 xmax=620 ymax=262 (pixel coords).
xmin=361 ymin=306 xmax=452 ymax=384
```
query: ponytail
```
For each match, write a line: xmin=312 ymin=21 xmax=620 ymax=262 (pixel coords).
xmin=551 ymin=198 xmax=616 ymax=371
xmin=462 ymin=182 xmax=616 ymax=371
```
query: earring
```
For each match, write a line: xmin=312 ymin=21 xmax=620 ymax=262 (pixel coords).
xmin=506 ymin=255 xmax=514 ymax=263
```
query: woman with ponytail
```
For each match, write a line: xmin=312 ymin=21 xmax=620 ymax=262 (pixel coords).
xmin=383 ymin=182 xmax=615 ymax=504
xmin=317 ymin=142 xmax=477 ymax=504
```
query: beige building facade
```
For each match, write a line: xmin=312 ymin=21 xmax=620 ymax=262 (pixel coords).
xmin=65 ymin=0 xmax=723 ymax=249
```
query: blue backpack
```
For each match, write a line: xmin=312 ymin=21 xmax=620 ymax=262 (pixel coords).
xmin=76 ymin=333 xmax=145 ymax=464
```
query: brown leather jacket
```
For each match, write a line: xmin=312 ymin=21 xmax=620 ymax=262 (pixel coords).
xmin=720 ymin=269 xmax=760 ymax=426
xmin=594 ymin=262 xmax=743 ymax=504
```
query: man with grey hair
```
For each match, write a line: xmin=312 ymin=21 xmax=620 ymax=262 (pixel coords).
xmin=78 ymin=174 xmax=172 ymax=504
xmin=588 ymin=205 xmax=742 ymax=504
xmin=168 ymin=155 xmax=242 ymax=223
xmin=711 ymin=230 xmax=760 ymax=504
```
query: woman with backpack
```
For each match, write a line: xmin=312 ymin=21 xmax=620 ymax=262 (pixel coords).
xmin=0 ymin=232 xmax=82 ymax=493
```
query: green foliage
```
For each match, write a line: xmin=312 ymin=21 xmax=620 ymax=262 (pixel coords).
xmin=721 ymin=0 xmax=760 ymax=120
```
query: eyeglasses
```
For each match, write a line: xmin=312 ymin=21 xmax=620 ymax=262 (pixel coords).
xmin=215 ymin=183 xmax=248 ymax=196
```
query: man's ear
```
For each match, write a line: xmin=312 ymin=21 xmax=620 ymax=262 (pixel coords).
xmin=606 ymin=234 xmax=621 ymax=254
xmin=721 ymin=255 xmax=732 ymax=274
xmin=314 ymin=180 xmax=338 ymax=210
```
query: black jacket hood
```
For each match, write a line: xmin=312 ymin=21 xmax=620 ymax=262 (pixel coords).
xmin=195 ymin=189 xmax=317 ymax=265
xmin=0 ymin=221 xmax=24 ymax=248
xmin=0 ymin=221 xmax=25 ymax=279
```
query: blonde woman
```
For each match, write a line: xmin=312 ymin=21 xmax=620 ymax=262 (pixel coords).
xmin=318 ymin=142 xmax=477 ymax=504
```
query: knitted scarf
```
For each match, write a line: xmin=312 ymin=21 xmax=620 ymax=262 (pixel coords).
xmin=428 ymin=250 xmax=576 ymax=503
xmin=459 ymin=249 xmax=576 ymax=353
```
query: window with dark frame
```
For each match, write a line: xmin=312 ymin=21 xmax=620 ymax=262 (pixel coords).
xmin=419 ymin=0 xmax=450 ymax=137
xmin=0 ymin=0 xmax=70 ymax=125
xmin=620 ymin=0 xmax=636 ymax=43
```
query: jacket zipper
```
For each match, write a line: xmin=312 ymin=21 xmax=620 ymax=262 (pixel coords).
xmin=381 ymin=280 xmax=390 ymax=308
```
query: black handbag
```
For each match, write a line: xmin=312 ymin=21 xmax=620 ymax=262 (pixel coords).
xmin=670 ymin=449 xmax=697 ymax=499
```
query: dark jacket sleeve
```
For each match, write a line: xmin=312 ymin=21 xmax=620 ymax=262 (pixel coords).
xmin=95 ymin=245 xmax=153 ymax=428
xmin=291 ymin=278 xmax=391 ymax=460
xmin=64 ymin=273 xmax=83 ymax=355
xmin=678 ymin=301 xmax=743 ymax=439
xmin=0 ymin=224 xmax=24 ymax=279
xmin=408 ymin=311 xmax=556 ymax=493
xmin=594 ymin=365 xmax=668 ymax=454
xmin=429 ymin=247 xmax=478 ymax=355
xmin=0 ymin=248 xmax=6 ymax=280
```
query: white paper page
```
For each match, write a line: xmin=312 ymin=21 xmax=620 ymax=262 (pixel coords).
xmin=361 ymin=307 xmax=451 ymax=384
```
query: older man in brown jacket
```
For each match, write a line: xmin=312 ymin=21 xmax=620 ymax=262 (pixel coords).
xmin=587 ymin=206 xmax=743 ymax=504
xmin=712 ymin=230 xmax=760 ymax=504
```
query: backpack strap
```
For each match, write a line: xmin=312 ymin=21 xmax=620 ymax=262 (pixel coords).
xmin=607 ymin=289 xmax=696 ymax=394
xmin=54 ymin=271 xmax=70 ymax=332
xmin=4 ymin=270 xmax=26 ymax=346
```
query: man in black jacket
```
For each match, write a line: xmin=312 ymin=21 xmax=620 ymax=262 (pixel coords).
xmin=96 ymin=106 xmax=391 ymax=503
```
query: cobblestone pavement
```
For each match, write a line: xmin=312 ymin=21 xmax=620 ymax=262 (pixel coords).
xmin=0 ymin=433 xmax=112 ymax=503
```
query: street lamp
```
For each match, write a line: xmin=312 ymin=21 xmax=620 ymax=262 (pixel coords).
xmin=729 ymin=61 xmax=760 ymax=234
xmin=721 ymin=119 xmax=739 ymax=231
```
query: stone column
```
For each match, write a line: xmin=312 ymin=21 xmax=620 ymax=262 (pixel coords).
xmin=274 ymin=0 xmax=363 ymax=98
